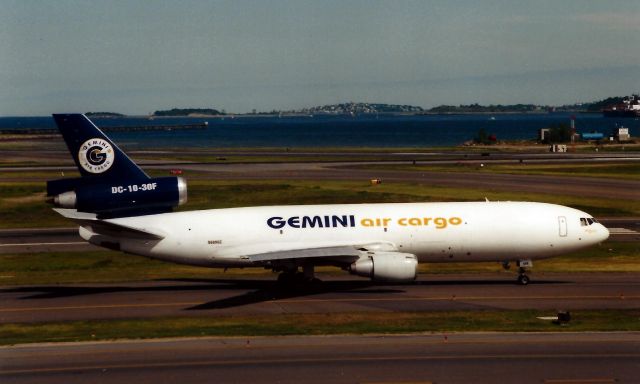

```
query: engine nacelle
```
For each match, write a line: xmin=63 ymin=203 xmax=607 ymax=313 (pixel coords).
xmin=49 ymin=176 xmax=187 ymax=215
xmin=349 ymin=252 xmax=418 ymax=282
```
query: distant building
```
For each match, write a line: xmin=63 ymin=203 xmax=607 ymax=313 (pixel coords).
xmin=603 ymin=94 xmax=640 ymax=117
xmin=614 ymin=126 xmax=630 ymax=141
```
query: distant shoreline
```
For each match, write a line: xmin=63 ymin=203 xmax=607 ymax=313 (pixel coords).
xmin=0 ymin=111 xmax=601 ymax=119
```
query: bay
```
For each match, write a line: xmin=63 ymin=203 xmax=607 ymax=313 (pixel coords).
xmin=0 ymin=113 xmax=637 ymax=148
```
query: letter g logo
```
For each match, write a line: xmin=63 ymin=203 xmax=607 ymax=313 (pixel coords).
xmin=78 ymin=138 xmax=115 ymax=174
xmin=86 ymin=146 xmax=107 ymax=165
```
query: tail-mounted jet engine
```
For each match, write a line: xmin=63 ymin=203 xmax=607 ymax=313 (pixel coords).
xmin=47 ymin=176 xmax=187 ymax=216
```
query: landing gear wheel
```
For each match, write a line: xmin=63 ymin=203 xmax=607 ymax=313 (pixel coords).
xmin=517 ymin=274 xmax=530 ymax=286
xmin=516 ymin=261 xmax=532 ymax=286
xmin=276 ymin=271 xmax=323 ymax=288
xmin=277 ymin=272 xmax=296 ymax=285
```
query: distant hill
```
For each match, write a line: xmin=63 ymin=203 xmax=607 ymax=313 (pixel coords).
xmin=153 ymin=108 xmax=224 ymax=117
xmin=88 ymin=95 xmax=636 ymax=117
xmin=426 ymin=95 xmax=637 ymax=114
xmin=585 ymin=96 xmax=626 ymax=112
xmin=428 ymin=104 xmax=544 ymax=113
xmin=85 ymin=112 xmax=125 ymax=117
xmin=289 ymin=102 xmax=424 ymax=115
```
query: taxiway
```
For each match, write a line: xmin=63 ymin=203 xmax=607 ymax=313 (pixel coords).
xmin=2 ymin=273 xmax=639 ymax=324
xmin=2 ymin=332 xmax=639 ymax=384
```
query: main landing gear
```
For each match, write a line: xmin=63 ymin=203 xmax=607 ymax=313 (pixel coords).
xmin=276 ymin=264 xmax=322 ymax=287
xmin=503 ymin=260 xmax=533 ymax=285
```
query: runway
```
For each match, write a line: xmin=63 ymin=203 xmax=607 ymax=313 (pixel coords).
xmin=147 ymin=161 xmax=640 ymax=200
xmin=2 ymin=148 xmax=639 ymax=170
xmin=2 ymin=332 xmax=639 ymax=384
xmin=0 ymin=228 xmax=99 ymax=254
xmin=2 ymin=154 xmax=639 ymax=200
xmin=2 ymin=273 xmax=639 ymax=323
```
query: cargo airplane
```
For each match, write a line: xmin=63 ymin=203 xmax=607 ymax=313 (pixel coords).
xmin=47 ymin=114 xmax=609 ymax=285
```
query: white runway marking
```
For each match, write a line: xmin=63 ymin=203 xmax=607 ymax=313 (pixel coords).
xmin=0 ymin=242 xmax=86 ymax=247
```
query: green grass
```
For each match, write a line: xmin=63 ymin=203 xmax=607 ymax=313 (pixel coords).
xmin=0 ymin=181 xmax=71 ymax=228
xmin=1 ymin=309 xmax=639 ymax=345
xmin=181 ymin=181 xmax=423 ymax=210
xmin=182 ymin=179 xmax=639 ymax=216
xmin=0 ymin=250 xmax=270 ymax=285
xmin=1 ymin=242 xmax=637 ymax=286
xmin=422 ymin=242 xmax=640 ymax=274
xmin=355 ymin=162 xmax=640 ymax=180
xmin=153 ymin=154 xmax=406 ymax=164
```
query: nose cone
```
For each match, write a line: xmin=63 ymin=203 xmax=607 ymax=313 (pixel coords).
xmin=598 ymin=224 xmax=610 ymax=243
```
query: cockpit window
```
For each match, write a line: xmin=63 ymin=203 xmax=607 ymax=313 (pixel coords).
xmin=580 ymin=217 xmax=597 ymax=226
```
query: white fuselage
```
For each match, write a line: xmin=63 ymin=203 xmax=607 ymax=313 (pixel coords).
xmin=79 ymin=201 xmax=609 ymax=269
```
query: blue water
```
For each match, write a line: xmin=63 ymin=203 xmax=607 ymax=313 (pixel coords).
xmin=0 ymin=114 xmax=637 ymax=148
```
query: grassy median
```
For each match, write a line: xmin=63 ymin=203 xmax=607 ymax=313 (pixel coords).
xmin=353 ymin=162 xmax=640 ymax=180
xmin=1 ymin=310 xmax=639 ymax=345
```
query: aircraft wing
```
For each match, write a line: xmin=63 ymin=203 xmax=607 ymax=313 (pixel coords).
xmin=247 ymin=246 xmax=361 ymax=262
xmin=246 ymin=242 xmax=399 ymax=262
xmin=53 ymin=208 xmax=165 ymax=240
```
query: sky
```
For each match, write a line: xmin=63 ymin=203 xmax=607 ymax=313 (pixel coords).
xmin=1 ymin=0 xmax=639 ymax=115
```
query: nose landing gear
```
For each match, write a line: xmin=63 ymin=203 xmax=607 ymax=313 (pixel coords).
xmin=517 ymin=272 xmax=530 ymax=285
xmin=503 ymin=260 xmax=532 ymax=285
xmin=516 ymin=259 xmax=533 ymax=285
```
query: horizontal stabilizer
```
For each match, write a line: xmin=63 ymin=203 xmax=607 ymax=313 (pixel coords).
xmin=53 ymin=208 xmax=165 ymax=239
xmin=53 ymin=208 xmax=98 ymax=220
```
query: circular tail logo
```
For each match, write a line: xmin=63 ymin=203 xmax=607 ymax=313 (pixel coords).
xmin=78 ymin=138 xmax=114 ymax=173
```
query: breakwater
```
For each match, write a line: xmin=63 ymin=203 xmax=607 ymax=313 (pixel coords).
xmin=0 ymin=122 xmax=208 ymax=135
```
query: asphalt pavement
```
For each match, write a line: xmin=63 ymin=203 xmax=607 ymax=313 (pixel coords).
xmin=2 ymin=332 xmax=639 ymax=384
xmin=2 ymin=273 xmax=639 ymax=323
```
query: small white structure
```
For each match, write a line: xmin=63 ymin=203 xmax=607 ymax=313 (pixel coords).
xmin=539 ymin=128 xmax=550 ymax=142
xmin=615 ymin=127 xmax=630 ymax=141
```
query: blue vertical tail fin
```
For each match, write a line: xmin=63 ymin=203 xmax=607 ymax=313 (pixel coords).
xmin=48 ymin=114 xmax=187 ymax=217
xmin=52 ymin=114 xmax=149 ymax=181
